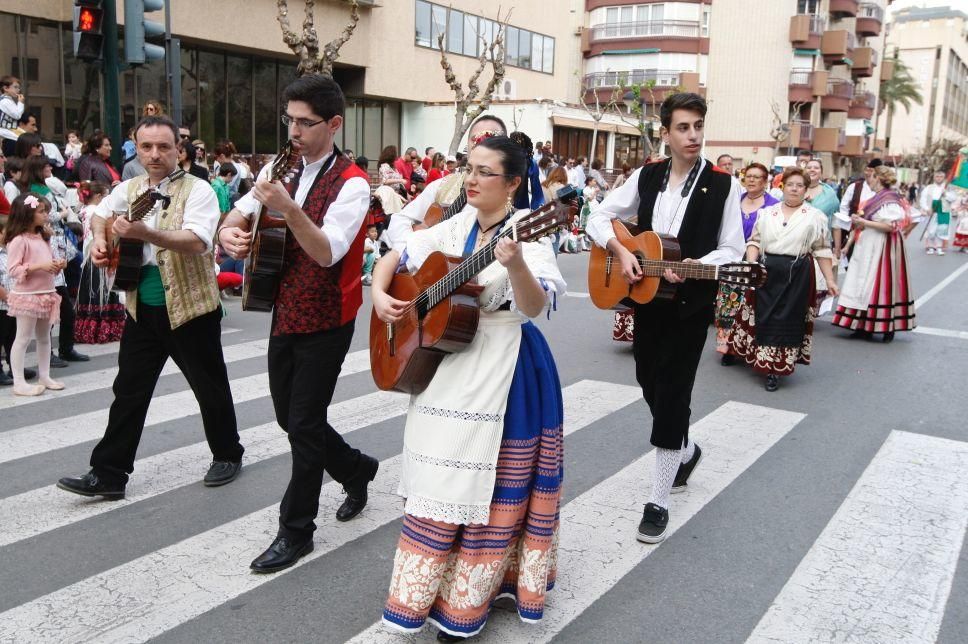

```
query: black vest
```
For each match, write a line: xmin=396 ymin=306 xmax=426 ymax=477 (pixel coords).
xmin=635 ymin=158 xmax=732 ymax=320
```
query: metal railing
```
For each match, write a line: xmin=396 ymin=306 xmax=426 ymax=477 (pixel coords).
xmin=793 ymin=120 xmax=814 ymax=140
xmin=859 ymin=2 xmax=884 ymax=21
xmin=827 ymin=77 xmax=856 ymax=99
xmin=589 ymin=20 xmax=701 ymax=41
xmin=807 ymin=13 xmax=827 ymax=34
xmin=583 ymin=70 xmax=686 ymax=89
xmin=852 ymin=91 xmax=877 ymax=108
xmin=789 ymin=69 xmax=814 ymax=86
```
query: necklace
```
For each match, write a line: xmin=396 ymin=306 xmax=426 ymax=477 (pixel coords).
xmin=781 ymin=201 xmax=803 ymax=226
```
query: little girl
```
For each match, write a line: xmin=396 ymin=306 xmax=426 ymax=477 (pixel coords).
xmin=5 ymin=193 xmax=66 ymax=396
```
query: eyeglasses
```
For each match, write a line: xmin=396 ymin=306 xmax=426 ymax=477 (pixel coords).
xmin=281 ymin=114 xmax=327 ymax=129
xmin=465 ymin=167 xmax=510 ymax=180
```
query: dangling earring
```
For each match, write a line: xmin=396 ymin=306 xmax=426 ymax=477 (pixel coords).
xmin=506 ymin=193 xmax=514 ymax=216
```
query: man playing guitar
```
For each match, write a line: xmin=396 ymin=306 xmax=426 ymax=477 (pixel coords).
xmin=587 ymin=93 xmax=744 ymax=544
xmin=57 ymin=115 xmax=244 ymax=500
xmin=218 ymin=74 xmax=379 ymax=574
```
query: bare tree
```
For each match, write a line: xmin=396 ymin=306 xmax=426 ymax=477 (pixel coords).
xmin=611 ymin=79 xmax=667 ymax=163
xmin=438 ymin=9 xmax=510 ymax=155
xmin=276 ymin=0 xmax=360 ymax=77
xmin=768 ymin=99 xmax=790 ymax=157
xmin=578 ymin=73 xmax=613 ymax=163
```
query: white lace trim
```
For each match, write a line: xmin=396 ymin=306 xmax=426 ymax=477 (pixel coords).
xmin=404 ymin=494 xmax=491 ymax=526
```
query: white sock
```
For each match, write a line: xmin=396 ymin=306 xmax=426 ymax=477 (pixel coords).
xmin=680 ymin=439 xmax=695 ymax=464
xmin=648 ymin=448 xmax=681 ymax=510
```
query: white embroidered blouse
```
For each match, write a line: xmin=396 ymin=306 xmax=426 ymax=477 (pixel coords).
xmin=747 ymin=202 xmax=833 ymax=260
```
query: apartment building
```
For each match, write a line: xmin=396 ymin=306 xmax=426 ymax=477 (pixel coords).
xmin=876 ymin=5 xmax=968 ymax=157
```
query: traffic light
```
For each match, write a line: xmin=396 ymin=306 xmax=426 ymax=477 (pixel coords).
xmin=124 ymin=0 xmax=166 ymax=65
xmin=73 ymin=0 xmax=105 ymax=62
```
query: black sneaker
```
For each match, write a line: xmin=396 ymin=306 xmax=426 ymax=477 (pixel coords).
xmin=671 ymin=444 xmax=702 ymax=494
xmin=56 ymin=471 xmax=126 ymax=500
xmin=203 ymin=460 xmax=242 ymax=487
xmin=637 ymin=503 xmax=669 ymax=544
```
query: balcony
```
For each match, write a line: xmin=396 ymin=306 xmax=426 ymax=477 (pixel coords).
xmin=814 ymin=127 xmax=846 ymax=153
xmin=851 ymin=47 xmax=878 ymax=77
xmin=789 ymin=14 xmax=826 ymax=50
xmin=880 ymin=57 xmax=895 ymax=81
xmin=790 ymin=120 xmax=815 ymax=149
xmin=788 ymin=69 xmax=828 ymax=103
xmin=581 ymin=70 xmax=704 ymax=105
xmin=822 ymin=29 xmax=857 ymax=64
xmin=821 ymin=77 xmax=855 ymax=112
xmin=840 ymin=135 xmax=868 ymax=156
xmin=829 ymin=0 xmax=860 ymax=18
xmin=856 ymin=3 xmax=884 ymax=37
xmin=848 ymin=91 xmax=877 ymax=119
xmin=585 ymin=20 xmax=707 ymax=56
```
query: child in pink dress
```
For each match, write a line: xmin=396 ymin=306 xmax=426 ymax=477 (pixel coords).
xmin=5 ymin=193 xmax=66 ymax=396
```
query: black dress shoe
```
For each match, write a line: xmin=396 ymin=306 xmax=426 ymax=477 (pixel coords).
xmin=850 ymin=329 xmax=872 ymax=340
xmin=336 ymin=454 xmax=379 ymax=522
xmin=22 ymin=367 xmax=37 ymax=380
xmin=203 ymin=460 xmax=242 ymax=487
xmin=882 ymin=331 xmax=895 ymax=343
xmin=250 ymin=536 xmax=313 ymax=573
xmin=765 ymin=374 xmax=779 ymax=392
xmin=0 ymin=371 xmax=12 ymax=386
xmin=720 ymin=354 xmax=736 ymax=366
xmin=437 ymin=630 xmax=468 ymax=642
xmin=60 ymin=349 xmax=90 ymax=362
xmin=49 ymin=353 xmax=68 ymax=369
xmin=56 ymin=471 xmax=126 ymax=500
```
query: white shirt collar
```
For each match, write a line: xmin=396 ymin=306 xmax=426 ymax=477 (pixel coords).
xmin=302 ymin=149 xmax=334 ymax=172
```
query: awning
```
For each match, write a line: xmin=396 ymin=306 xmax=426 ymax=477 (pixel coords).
xmin=614 ymin=123 xmax=642 ymax=136
xmin=551 ymin=115 xmax=643 ymax=137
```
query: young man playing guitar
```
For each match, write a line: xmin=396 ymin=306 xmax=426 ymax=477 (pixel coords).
xmin=587 ymin=93 xmax=744 ymax=544
xmin=57 ymin=115 xmax=244 ymax=499
xmin=218 ymin=74 xmax=379 ymax=574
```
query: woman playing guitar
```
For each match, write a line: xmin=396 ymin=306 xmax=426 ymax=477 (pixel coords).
xmin=370 ymin=136 xmax=565 ymax=641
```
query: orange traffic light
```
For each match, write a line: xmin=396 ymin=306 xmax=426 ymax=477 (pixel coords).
xmin=78 ymin=7 xmax=97 ymax=32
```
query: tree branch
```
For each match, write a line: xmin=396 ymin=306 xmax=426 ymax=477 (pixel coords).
xmin=438 ymin=32 xmax=465 ymax=104
xmin=318 ymin=0 xmax=360 ymax=77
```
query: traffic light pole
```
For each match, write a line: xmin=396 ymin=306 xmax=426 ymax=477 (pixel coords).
xmin=101 ymin=0 xmax=123 ymax=168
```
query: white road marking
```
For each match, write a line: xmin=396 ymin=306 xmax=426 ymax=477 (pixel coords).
xmin=747 ymin=430 xmax=968 ymax=644
xmin=914 ymin=261 xmax=968 ymax=309
xmin=0 ymin=349 xmax=372 ymax=465
xmin=74 ymin=326 xmax=242 ymax=357
xmin=567 ymin=291 xmax=590 ymax=298
xmin=0 ymin=380 xmax=641 ymax=643
xmin=0 ymin=390 xmax=408 ymax=548
xmin=348 ymin=401 xmax=806 ymax=643
xmin=0 ymin=338 xmax=271 ymax=411
xmin=913 ymin=325 xmax=968 ymax=341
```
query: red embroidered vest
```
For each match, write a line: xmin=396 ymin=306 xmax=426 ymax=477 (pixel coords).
xmin=272 ymin=154 xmax=369 ymax=335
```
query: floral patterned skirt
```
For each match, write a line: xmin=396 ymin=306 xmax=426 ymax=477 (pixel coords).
xmin=74 ymin=262 xmax=125 ymax=344
xmin=613 ymin=309 xmax=634 ymax=342
xmin=728 ymin=255 xmax=815 ymax=376
xmin=714 ymin=282 xmax=747 ymax=354
xmin=382 ymin=323 xmax=564 ymax=638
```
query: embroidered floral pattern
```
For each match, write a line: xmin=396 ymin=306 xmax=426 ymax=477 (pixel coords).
xmin=414 ymin=405 xmax=503 ymax=423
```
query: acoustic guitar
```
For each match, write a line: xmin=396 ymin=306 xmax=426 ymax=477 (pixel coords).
xmin=370 ymin=186 xmax=578 ymax=394
xmin=412 ymin=173 xmax=466 ymax=231
xmin=110 ymin=168 xmax=186 ymax=293
xmin=241 ymin=141 xmax=300 ymax=312
xmin=588 ymin=220 xmax=767 ymax=310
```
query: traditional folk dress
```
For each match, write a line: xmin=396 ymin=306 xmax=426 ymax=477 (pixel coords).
xmin=728 ymin=202 xmax=831 ymax=376
xmin=74 ymin=205 xmax=124 ymax=344
xmin=715 ymin=191 xmax=779 ymax=354
xmin=920 ymin=182 xmax=955 ymax=251
xmin=832 ymin=190 xmax=916 ymax=334
xmin=382 ymin=209 xmax=566 ymax=639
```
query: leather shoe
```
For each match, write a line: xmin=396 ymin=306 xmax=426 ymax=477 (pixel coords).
xmin=203 ymin=460 xmax=242 ymax=487
xmin=60 ymin=349 xmax=90 ymax=362
xmin=336 ymin=454 xmax=379 ymax=522
xmin=22 ymin=367 xmax=37 ymax=379
xmin=0 ymin=371 xmax=12 ymax=386
xmin=49 ymin=353 xmax=68 ymax=369
xmin=56 ymin=471 xmax=125 ymax=500
xmin=250 ymin=536 xmax=313 ymax=573
xmin=765 ymin=374 xmax=779 ymax=392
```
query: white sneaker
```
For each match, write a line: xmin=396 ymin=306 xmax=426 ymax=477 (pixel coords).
xmin=938 ymin=249 xmax=946 ymax=256
xmin=927 ymin=248 xmax=936 ymax=255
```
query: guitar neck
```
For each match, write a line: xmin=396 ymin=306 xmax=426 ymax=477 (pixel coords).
xmin=635 ymin=258 xmax=718 ymax=281
xmin=423 ymin=230 xmax=503 ymax=310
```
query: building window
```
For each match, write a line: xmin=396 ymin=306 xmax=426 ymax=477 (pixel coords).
xmin=10 ymin=57 xmax=39 ymax=82
xmin=797 ymin=0 xmax=821 ymax=14
xmin=701 ymin=7 xmax=710 ymax=37
xmin=413 ymin=1 xmax=554 ymax=74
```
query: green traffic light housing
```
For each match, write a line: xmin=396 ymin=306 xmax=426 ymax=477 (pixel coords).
xmin=124 ymin=0 xmax=167 ymax=65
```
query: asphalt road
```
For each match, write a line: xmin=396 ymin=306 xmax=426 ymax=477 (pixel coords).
xmin=0 ymin=235 xmax=965 ymax=644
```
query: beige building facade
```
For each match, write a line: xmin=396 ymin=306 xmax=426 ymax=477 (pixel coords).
xmin=876 ymin=5 xmax=968 ymax=157
xmin=2 ymin=0 xmax=602 ymax=158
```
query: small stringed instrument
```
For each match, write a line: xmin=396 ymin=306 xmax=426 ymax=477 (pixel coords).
xmin=588 ymin=220 xmax=767 ymax=310
xmin=241 ymin=141 xmax=300 ymax=312
xmin=370 ymin=186 xmax=578 ymax=394
xmin=111 ymin=168 xmax=186 ymax=293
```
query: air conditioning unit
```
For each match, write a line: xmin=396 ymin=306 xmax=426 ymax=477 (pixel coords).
xmin=494 ymin=78 xmax=517 ymax=101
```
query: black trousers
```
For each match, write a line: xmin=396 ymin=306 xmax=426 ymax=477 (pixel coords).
xmin=90 ymin=304 xmax=243 ymax=483
xmin=0 ymin=310 xmax=14 ymax=370
xmin=632 ymin=303 xmax=710 ymax=450
xmin=55 ymin=285 xmax=75 ymax=356
xmin=268 ymin=322 xmax=362 ymax=541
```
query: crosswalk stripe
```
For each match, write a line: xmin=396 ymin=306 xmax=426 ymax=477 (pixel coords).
xmin=746 ymin=430 xmax=968 ymax=644
xmin=0 ymin=380 xmax=642 ymax=643
xmin=0 ymin=390 xmax=408 ymax=548
xmin=0 ymin=338 xmax=271 ymax=411
xmin=0 ymin=349 xmax=372 ymax=466
xmin=350 ymin=401 xmax=806 ymax=643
